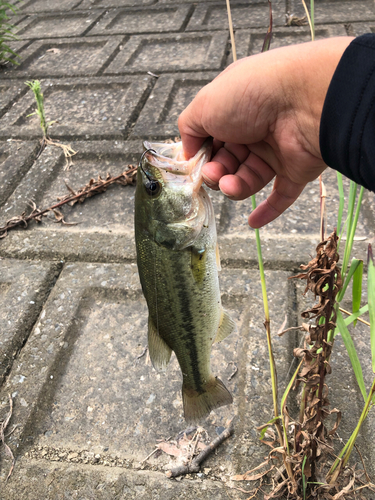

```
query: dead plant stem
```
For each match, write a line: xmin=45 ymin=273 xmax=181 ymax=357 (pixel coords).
xmin=225 ymin=0 xmax=237 ymax=62
xmin=0 ymin=167 xmax=136 ymax=238
xmin=339 ymin=307 xmax=370 ymax=326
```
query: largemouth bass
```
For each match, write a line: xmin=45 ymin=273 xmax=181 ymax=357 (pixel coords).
xmin=135 ymin=140 xmax=236 ymax=422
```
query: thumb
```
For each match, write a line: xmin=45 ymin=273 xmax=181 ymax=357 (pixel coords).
xmin=248 ymin=177 xmax=305 ymax=228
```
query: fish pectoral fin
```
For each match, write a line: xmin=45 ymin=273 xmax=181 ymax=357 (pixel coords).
xmin=216 ymin=243 xmax=221 ymax=271
xmin=182 ymin=377 xmax=233 ymax=423
xmin=214 ymin=309 xmax=237 ymax=343
xmin=190 ymin=246 xmax=207 ymax=284
xmin=148 ymin=316 xmax=172 ymax=372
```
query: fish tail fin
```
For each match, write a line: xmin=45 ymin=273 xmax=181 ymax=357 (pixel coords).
xmin=182 ymin=377 xmax=233 ymax=423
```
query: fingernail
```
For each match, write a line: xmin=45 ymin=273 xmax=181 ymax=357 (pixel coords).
xmin=202 ymin=175 xmax=217 ymax=189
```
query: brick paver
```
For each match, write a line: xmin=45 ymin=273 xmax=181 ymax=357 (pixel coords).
xmin=0 ymin=0 xmax=374 ymax=498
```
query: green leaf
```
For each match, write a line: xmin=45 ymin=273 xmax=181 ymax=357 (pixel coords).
xmin=341 ymin=185 xmax=364 ymax=283
xmin=340 ymin=304 xmax=369 ymax=329
xmin=340 ymin=182 xmax=358 ymax=278
xmin=281 ymin=360 xmax=302 ymax=415
xmin=368 ymin=245 xmax=375 ymax=373
xmin=302 ymin=455 xmax=307 ymax=500
xmin=258 ymin=416 xmax=280 ymax=440
xmin=339 ymin=258 xmax=363 ymax=302
xmin=336 ymin=308 xmax=367 ymax=402
xmin=352 ymin=260 xmax=363 ymax=326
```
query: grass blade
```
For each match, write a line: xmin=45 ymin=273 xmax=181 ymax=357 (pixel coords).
xmin=339 ymin=258 xmax=362 ymax=301
xmin=341 ymin=183 xmax=364 ymax=281
xmin=352 ymin=259 xmax=363 ymax=326
xmin=336 ymin=308 xmax=367 ymax=402
xmin=368 ymin=245 xmax=375 ymax=373
xmin=336 ymin=173 xmax=344 ymax=247
xmin=337 ymin=304 xmax=369 ymax=330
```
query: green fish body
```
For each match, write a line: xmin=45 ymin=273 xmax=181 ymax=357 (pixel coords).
xmin=135 ymin=140 xmax=235 ymax=422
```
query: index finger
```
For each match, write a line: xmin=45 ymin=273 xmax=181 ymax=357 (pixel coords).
xmin=178 ymin=99 xmax=209 ymax=159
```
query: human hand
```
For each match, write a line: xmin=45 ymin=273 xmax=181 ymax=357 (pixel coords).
xmin=178 ymin=37 xmax=353 ymax=228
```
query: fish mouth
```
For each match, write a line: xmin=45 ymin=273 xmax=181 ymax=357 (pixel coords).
xmin=142 ymin=139 xmax=212 ymax=190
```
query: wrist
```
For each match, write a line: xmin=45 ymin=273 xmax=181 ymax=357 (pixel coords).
xmin=295 ymin=37 xmax=354 ymax=159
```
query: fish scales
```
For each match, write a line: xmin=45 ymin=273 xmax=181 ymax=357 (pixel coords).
xmin=135 ymin=140 xmax=236 ymax=422
xmin=136 ymin=203 xmax=220 ymax=394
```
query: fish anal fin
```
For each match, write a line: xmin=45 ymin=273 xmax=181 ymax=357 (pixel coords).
xmin=182 ymin=377 xmax=233 ymax=423
xmin=214 ymin=309 xmax=237 ymax=343
xmin=148 ymin=316 xmax=172 ymax=372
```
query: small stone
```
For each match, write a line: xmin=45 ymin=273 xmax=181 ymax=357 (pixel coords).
xmin=67 ymin=452 xmax=78 ymax=460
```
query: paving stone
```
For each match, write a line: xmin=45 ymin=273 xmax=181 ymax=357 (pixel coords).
xmin=0 ymin=76 xmax=153 ymax=140
xmin=16 ymin=0 xmax=85 ymax=13
xmin=217 ymin=168 xmax=372 ymax=253
xmin=132 ymin=72 xmax=218 ymax=139
xmin=2 ymin=461 xmax=234 ymax=500
xmin=0 ymin=262 xmax=291 ymax=479
xmin=0 ymin=36 xmax=123 ymax=79
xmin=14 ymin=10 xmax=104 ymax=39
xmin=80 ymin=0 xmax=157 ymax=7
xmin=0 ymin=141 xmax=39 ymax=208
xmin=89 ymin=5 xmax=193 ymax=35
xmin=230 ymin=24 xmax=347 ymax=63
xmin=345 ymin=21 xmax=375 ymax=36
xmin=288 ymin=0 xmax=375 ymax=24
xmin=158 ymin=0 xmax=267 ymax=3
xmin=1 ymin=39 xmax=33 ymax=64
xmin=186 ymin=1 xmax=285 ymax=31
xmin=104 ymin=32 xmax=228 ymax=74
xmin=0 ymin=81 xmax=28 ymax=119
xmin=0 ymin=141 xmax=140 ymax=262
xmin=0 ymin=258 xmax=61 ymax=386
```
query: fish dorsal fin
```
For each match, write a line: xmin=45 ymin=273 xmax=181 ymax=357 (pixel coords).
xmin=216 ymin=243 xmax=221 ymax=271
xmin=148 ymin=316 xmax=172 ymax=372
xmin=214 ymin=309 xmax=237 ymax=343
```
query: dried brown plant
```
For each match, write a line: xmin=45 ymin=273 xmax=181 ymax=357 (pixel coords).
xmin=0 ymin=166 xmax=136 ymax=238
xmin=291 ymin=231 xmax=343 ymax=487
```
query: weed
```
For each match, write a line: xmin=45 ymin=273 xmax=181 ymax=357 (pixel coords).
xmin=25 ymin=80 xmax=77 ymax=169
xmin=0 ymin=0 xmax=20 ymax=65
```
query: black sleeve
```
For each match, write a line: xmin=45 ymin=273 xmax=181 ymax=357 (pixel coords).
xmin=319 ymin=34 xmax=375 ymax=192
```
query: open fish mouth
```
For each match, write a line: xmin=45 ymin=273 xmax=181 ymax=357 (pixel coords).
xmin=142 ymin=139 xmax=213 ymax=189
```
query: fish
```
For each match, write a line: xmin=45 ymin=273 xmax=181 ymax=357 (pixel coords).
xmin=134 ymin=139 xmax=236 ymax=422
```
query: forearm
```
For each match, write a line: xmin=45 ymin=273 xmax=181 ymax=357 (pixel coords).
xmin=320 ymin=34 xmax=375 ymax=192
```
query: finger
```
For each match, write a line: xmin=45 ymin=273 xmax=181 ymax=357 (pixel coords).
xmin=178 ymin=96 xmax=209 ymax=159
xmin=212 ymin=139 xmax=224 ymax=156
xmin=248 ymin=177 xmax=305 ymax=228
xmin=202 ymin=144 xmax=249 ymax=189
xmin=219 ymin=152 xmax=275 ymax=200
xmin=202 ymin=146 xmax=241 ymax=185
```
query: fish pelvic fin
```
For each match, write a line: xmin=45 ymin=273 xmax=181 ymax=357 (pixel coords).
xmin=214 ymin=309 xmax=237 ymax=343
xmin=182 ymin=377 xmax=233 ymax=423
xmin=148 ymin=316 xmax=172 ymax=372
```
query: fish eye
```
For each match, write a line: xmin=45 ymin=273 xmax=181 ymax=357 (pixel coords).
xmin=144 ymin=179 xmax=161 ymax=197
